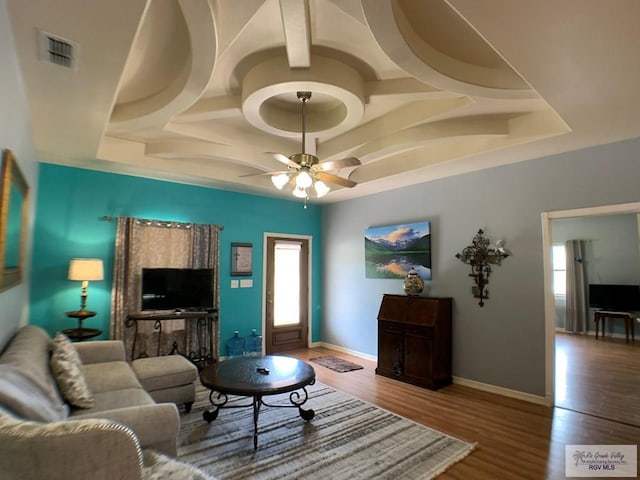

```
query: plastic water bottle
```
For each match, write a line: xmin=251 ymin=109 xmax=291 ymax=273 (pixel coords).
xmin=225 ymin=331 xmax=245 ymax=357
xmin=244 ymin=329 xmax=262 ymax=356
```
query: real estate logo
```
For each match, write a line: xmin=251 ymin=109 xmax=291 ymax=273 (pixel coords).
xmin=566 ymin=445 xmax=637 ymax=477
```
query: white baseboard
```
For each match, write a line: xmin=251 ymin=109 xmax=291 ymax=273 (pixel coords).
xmin=452 ymin=376 xmax=549 ymax=406
xmin=311 ymin=341 xmax=377 ymax=362
xmin=313 ymin=341 xmax=548 ymax=405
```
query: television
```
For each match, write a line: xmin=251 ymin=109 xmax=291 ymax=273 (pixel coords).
xmin=588 ymin=284 xmax=640 ymax=312
xmin=141 ymin=267 xmax=214 ymax=311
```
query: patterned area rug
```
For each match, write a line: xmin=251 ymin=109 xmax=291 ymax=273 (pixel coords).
xmin=178 ymin=382 xmax=475 ymax=480
xmin=309 ymin=355 xmax=364 ymax=372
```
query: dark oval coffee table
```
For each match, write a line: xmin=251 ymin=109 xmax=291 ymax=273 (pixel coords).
xmin=199 ymin=355 xmax=316 ymax=449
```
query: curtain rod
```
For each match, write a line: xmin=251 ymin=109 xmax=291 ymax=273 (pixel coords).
xmin=100 ymin=216 xmax=224 ymax=230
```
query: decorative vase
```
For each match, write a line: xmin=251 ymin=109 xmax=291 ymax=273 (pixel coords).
xmin=403 ymin=268 xmax=424 ymax=296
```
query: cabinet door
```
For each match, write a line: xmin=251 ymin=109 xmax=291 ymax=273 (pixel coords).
xmin=378 ymin=324 xmax=404 ymax=375
xmin=403 ymin=333 xmax=433 ymax=382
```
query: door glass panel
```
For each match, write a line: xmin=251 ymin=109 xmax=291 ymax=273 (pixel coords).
xmin=274 ymin=241 xmax=301 ymax=326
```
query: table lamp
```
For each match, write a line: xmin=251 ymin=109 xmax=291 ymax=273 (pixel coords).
xmin=68 ymin=258 xmax=104 ymax=311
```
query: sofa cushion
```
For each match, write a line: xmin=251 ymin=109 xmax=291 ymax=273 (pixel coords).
xmin=0 ymin=325 xmax=65 ymax=407
xmin=0 ymin=364 xmax=69 ymax=422
xmin=131 ymin=356 xmax=198 ymax=392
xmin=49 ymin=333 xmax=95 ymax=408
xmin=83 ymin=361 xmax=143 ymax=394
xmin=69 ymin=388 xmax=154 ymax=416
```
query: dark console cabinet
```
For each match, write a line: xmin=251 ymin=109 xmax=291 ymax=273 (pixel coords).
xmin=376 ymin=294 xmax=452 ymax=390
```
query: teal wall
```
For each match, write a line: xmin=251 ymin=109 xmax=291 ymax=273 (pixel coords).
xmin=30 ymin=164 xmax=323 ymax=351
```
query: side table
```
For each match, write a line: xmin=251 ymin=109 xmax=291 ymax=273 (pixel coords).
xmin=63 ymin=310 xmax=102 ymax=341
xmin=594 ymin=310 xmax=635 ymax=343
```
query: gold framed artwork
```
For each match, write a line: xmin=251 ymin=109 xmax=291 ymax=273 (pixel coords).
xmin=231 ymin=242 xmax=252 ymax=276
xmin=0 ymin=149 xmax=29 ymax=291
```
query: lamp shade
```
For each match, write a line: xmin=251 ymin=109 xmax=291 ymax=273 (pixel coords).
xmin=314 ymin=180 xmax=330 ymax=198
xmin=294 ymin=170 xmax=313 ymax=189
xmin=68 ymin=259 xmax=104 ymax=281
xmin=292 ymin=186 xmax=308 ymax=198
xmin=271 ymin=173 xmax=289 ymax=190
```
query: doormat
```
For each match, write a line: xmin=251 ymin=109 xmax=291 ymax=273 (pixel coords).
xmin=309 ymin=355 xmax=364 ymax=373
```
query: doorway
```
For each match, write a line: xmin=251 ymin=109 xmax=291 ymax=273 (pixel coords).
xmin=542 ymin=202 xmax=640 ymax=418
xmin=264 ymin=234 xmax=311 ymax=354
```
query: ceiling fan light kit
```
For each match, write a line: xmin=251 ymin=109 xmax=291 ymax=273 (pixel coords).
xmin=261 ymin=91 xmax=361 ymax=204
xmin=271 ymin=173 xmax=289 ymax=190
xmin=314 ymin=180 xmax=330 ymax=197
xmin=293 ymin=186 xmax=308 ymax=199
xmin=295 ymin=170 xmax=313 ymax=189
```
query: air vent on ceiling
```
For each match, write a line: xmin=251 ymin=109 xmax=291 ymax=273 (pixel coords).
xmin=39 ymin=31 xmax=77 ymax=69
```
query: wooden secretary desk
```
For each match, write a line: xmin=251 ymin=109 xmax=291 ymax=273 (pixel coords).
xmin=375 ymin=294 xmax=452 ymax=390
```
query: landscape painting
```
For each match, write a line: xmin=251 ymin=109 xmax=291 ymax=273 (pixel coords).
xmin=365 ymin=221 xmax=431 ymax=279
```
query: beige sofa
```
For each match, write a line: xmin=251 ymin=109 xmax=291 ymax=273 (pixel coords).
xmin=0 ymin=325 xmax=183 ymax=480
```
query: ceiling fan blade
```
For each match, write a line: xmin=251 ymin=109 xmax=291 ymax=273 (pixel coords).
xmin=240 ymin=170 xmax=289 ymax=178
xmin=314 ymin=157 xmax=361 ymax=172
xmin=315 ymin=171 xmax=357 ymax=188
xmin=266 ymin=152 xmax=300 ymax=169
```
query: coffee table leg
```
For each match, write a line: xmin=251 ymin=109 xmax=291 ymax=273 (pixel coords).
xmin=253 ymin=395 xmax=262 ymax=450
xmin=262 ymin=387 xmax=316 ymax=421
xmin=290 ymin=387 xmax=315 ymax=421
xmin=202 ymin=384 xmax=314 ymax=449
xmin=298 ymin=406 xmax=315 ymax=421
xmin=203 ymin=391 xmax=228 ymax=423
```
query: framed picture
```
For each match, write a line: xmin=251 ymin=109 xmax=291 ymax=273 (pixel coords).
xmin=0 ymin=149 xmax=29 ymax=291
xmin=231 ymin=242 xmax=252 ymax=276
xmin=364 ymin=221 xmax=431 ymax=280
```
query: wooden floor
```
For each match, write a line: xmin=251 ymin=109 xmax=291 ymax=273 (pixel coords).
xmin=288 ymin=340 xmax=640 ymax=480
xmin=555 ymin=331 xmax=640 ymax=427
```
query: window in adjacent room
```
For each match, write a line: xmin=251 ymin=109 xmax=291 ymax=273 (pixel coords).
xmin=552 ymin=244 xmax=566 ymax=296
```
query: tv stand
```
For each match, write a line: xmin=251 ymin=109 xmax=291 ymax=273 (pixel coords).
xmin=126 ymin=310 xmax=219 ymax=367
xmin=594 ymin=310 xmax=635 ymax=343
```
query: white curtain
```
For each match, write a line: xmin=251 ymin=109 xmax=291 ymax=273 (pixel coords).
xmin=565 ymin=240 xmax=588 ymax=333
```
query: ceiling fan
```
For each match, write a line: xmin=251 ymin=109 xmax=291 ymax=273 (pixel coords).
xmin=246 ymin=91 xmax=361 ymax=199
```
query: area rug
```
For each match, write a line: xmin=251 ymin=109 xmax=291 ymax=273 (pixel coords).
xmin=309 ymin=355 xmax=364 ymax=372
xmin=178 ymin=382 xmax=475 ymax=479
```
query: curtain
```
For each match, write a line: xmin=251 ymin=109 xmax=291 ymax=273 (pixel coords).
xmin=565 ymin=239 xmax=588 ymax=333
xmin=110 ymin=217 xmax=220 ymax=360
xmin=186 ymin=224 xmax=220 ymax=359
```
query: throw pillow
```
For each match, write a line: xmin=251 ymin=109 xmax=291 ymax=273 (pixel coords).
xmin=49 ymin=333 xmax=95 ymax=409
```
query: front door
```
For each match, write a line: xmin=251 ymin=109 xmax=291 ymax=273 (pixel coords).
xmin=265 ymin=236 xmax=309 ymax=353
